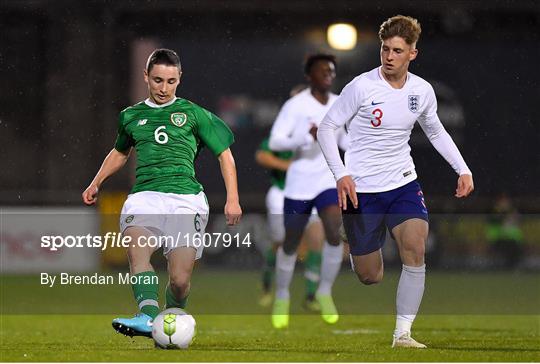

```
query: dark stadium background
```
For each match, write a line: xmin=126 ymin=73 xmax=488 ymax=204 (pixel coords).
xmin=1 ymin=5 xmax=539 ymax=362
xmin=1 ymin=0 xmax=539 ymax=272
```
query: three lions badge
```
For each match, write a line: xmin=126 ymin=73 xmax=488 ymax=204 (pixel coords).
xmin=408 ymin=95 xmax=419 ymax=113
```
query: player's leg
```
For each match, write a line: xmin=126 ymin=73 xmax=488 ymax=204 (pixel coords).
xmin=164 ymin=192 xmax=209 ymax=310
xmin=349 ymin=249 xmax=384 ymax=285
xmin=301 ymin=218 xmax=323 ymax=311
xmin=343 ymin=191 xmax=387 ymax=284
xmin=390 ymin=219 xmax=427 ymax=348
xmin=112 ymin=226 xmax=160 ymax=338
xmin=126 ymin=227 xmax=161 ymax=316
xmin=314 ymin=189 xmax=344 ymax=324
xmin=112 ymin=193 xmax=165 ymax=338
xmin=272 ymin=198 xmax=312 ymax=328
xmin=165 ymin=247 xmax=197 ymax=309
xmin=260 ymin=186 xmax=285 ymax=306
xmin=387 ymin=181 xmax=429 ymax=348
xmin=260 ymin=245 xmax=277 ymax=306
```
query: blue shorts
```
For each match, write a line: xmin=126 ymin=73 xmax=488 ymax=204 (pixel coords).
xmin=284 ymin=188 xmax=338 ymax=231
xmin=343 ymin=180 xmax=429 ymax=256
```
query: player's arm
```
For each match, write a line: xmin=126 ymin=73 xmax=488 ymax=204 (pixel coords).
xmin=418 ymin=86 xmax=474 ymax=198
xmin=336 ymin=125 xmax=350 ymax=151
xmin=194 ymin=107 xmax=241 ymax=224
xmin=255 ymin=150 xmax=291 ymax=172
xmin=82 ymin=148 xmax=131 ymax=205
xmin=318 ymin=79 xmax=361 ymax=209
xmin=269 ymin=101 xmax=313 ymax=151
xmin=218 ymin=148 xmax=242 ymax=225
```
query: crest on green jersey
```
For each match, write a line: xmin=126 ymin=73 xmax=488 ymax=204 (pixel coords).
xmin=170 ymin=112 xmax=187 ymax=127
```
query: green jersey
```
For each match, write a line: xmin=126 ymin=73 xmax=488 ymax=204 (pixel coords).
xmin=114 ymin=97 xmax=234 ymax=195
xmin=259 ymin=137 xmax=292 ymax=190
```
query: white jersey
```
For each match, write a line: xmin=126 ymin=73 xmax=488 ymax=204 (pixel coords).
xmin=318 ymin=67 xmax=471 ymax=193
xmin=269 ymin=88 xmax=347 ymax=200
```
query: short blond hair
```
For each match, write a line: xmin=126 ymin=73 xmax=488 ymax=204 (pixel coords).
xmin=378 ymin=15 xmax=421 ymax=45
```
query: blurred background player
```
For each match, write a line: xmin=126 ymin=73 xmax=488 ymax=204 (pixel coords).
xmin=486 ymin=193 xmax=524 ymax=269
xmin=318 ymin=15 xmax=474 ymax=348
xmin=82 ymin=48 xmax=242 ymax=338
xmin=257 ymin=83 xmax=324 ymax=311
xmin=255 ymin=132 xmax=324 ymax=311
xmin=269 ymin=54 xmax=348 ymax=328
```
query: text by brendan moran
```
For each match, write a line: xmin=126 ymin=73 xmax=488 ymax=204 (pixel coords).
xmin=40 ymin=273 xmax=159 ymax=287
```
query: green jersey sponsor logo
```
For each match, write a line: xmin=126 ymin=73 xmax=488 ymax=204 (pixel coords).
xmin=170 ymin=112 xmax=187 ymax=127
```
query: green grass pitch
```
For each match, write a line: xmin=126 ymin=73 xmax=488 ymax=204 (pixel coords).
xmin=1 ymin=271 xmax=539 ymax=362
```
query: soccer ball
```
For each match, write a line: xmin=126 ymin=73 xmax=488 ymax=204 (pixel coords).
xmin=152 ymin=308 xmax=196 ymax=349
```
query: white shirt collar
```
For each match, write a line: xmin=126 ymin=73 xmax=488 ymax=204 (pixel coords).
xmin=144 ymin=96 xmax=177 ymax=108
xmin=378 ymin=66 xmax=409 ymax=90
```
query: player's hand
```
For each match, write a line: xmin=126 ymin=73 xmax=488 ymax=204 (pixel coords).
xmin=82 ymin=184 xmax=99 ymax=205
xmin=309 ymin=125 xmax=318 ymax=141
xmin=224 ymin=200 xmax=242 ymax=225
xmin=283 ymin=159 xmax=292 ymax=170
xmin=455 ymin=174 xmax=474 ymax=198
xmin=337 ymin=175 xmax=358 ymax=210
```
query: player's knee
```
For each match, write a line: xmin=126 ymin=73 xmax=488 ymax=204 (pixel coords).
xmin=282 ymin=235 xmax=301 ymax=255
xmin=412 ymin=246 xmax=425 ymax=265
xmin=126 ymin=247 xmax=151 ymax=268
xmin=169 ymin=274 xmax=191 ymax=296
xmin=325 ymin=229 xmax=341 ymax=246
xmin=355 ymin=268 xmax=383 ymax=285
xmin=402 ymin=241 xmax=425 ymax=262
xmin=282 ymin=241 xmax=295 ymax=255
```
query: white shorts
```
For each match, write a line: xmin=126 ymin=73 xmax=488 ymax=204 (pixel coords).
xmin=120 ymin=191 xmax=209 ymax=259
xmin=265 ymin=185 xmax=320 ymax=243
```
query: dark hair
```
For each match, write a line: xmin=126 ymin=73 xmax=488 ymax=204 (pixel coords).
xmin=304 ymin=54 xmax=337 ymax=75
xmin=379 ymin=15 xmax=421 ymax=45
xmin=146 ymin=48 xmax=181 ymax=73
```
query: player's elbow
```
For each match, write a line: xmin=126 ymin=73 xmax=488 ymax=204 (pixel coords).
xmin=218 ymin=148 xmax=235 ymax=165
xmin=110 ymin=148 xmax=130 ymax=165
xmin=316 ymin=128 xmax=325 ymax=141
xmin=268 ymin=137 xmax=280 ymax=151
xmin=316 ymin=127 xmax=331 ymax=144
xmin=254 ymin=151 xmax=265 ymax=166
xmin=317 ymin=121 xmax=338 ymax=139
xmin=426 ymin=125 xmax=446 ymax=142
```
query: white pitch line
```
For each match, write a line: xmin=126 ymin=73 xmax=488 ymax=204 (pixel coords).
xmin=332 ymin=329 xmax=381 ymax=335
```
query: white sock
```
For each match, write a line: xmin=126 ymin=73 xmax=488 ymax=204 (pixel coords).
xmin=316 ymin=242 xmax=343 ymax=296
xmin=275 ymin=246 xmax=297 ymax=299
xmin=395 ymin=264 xmax=426 ymax=337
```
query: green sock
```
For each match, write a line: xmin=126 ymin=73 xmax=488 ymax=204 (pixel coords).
xmin=131 ymin=271 xmax=160 ymax=319
xmin=262 ymin=248 xmax=276 ymax=293
xmin=304 ymin=250 xmax=321 ymax=298
xmin=166 ymin=283 xmax=189 ymax=309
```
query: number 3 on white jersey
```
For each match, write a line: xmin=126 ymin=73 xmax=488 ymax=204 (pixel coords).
xmin=371 ymin=108 xmax=383 ymax=127
xmin=154 ymin=125 xmax=169 ymax=144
